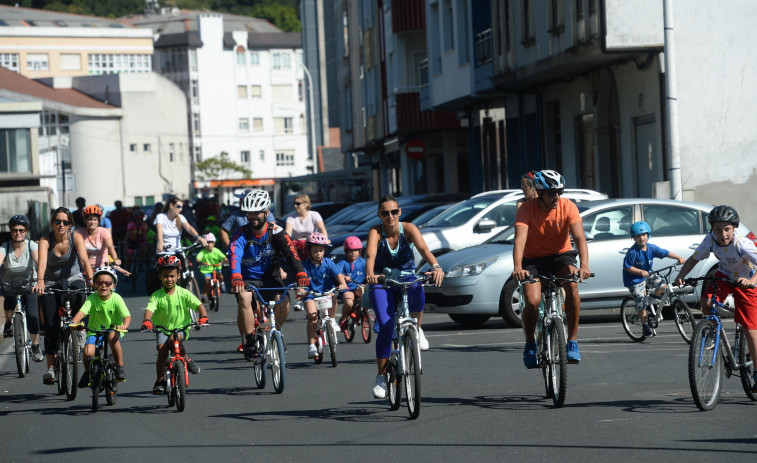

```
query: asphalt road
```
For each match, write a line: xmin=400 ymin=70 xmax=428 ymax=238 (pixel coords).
xmin=1 ymin=282 xmax=756 ymax=462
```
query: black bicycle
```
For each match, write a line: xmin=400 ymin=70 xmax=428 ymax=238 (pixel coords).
xmin=71 ymin=323 xmax=126 ymax=412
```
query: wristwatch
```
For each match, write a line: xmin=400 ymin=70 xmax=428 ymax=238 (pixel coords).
xmin=433 ymin=263 xmax=442 ymax=270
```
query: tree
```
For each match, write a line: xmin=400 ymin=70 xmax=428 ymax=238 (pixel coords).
xmin=194 ymin=151 xmax=253 ymax=181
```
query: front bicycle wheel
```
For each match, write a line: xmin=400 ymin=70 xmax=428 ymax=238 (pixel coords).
xmin=90 ymin=363 xmax=100 ymax=412
xmin=387 ymin=359 xmax=401 ymax=411
xmin=271 ymin=331 xmax=286 ymax=394
xmin=344 ymin=316 xmax=355 ymax=342
xmin=737 ymin=326 xmax=757 ymax=401
xmin=672 ymin=299 xmax=696 ymax=344
xmin=166 ymin=368 xmax=175 ymax=407
xmin=254 ymin=329 xmax=267 ymax=389
xmin=362 ymin=310 xmax=374 ymax=343
xmin=13 ymin=314 xmax=27 ymax=378
xmin=547 ymin=320 xmax=568 ymax=408
xmin=688 ymin=320 xmax=723 ymax=411
xmin=64 ymin=330 xmax=79 ymax=401
xmin=314 ymin=330 xmax=324 ymax=365
xmin=174 ymin=361 xmax=187 ymax=412
xmin=620 ymin=297 xmax=645 ymax=342
xmin=403 ymin=326 xmax=422 ymax=420
xmin=212 ymin=281 xmax=220 ymax=312
xmin=327 ymin=322 xmax=338 ymax=367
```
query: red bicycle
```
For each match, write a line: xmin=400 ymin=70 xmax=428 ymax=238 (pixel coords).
xmin=342 ymin=286 xmax=374 ymax=343
xmin=205 ymin=267 xmax=222 ymax=312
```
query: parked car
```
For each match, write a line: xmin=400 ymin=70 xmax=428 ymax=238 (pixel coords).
xmin=421 ymin=198 xmax=757 ymax=327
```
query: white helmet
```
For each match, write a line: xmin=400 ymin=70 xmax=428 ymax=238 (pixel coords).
xmin=93 ymin=266 xmax=118 ymax=287
xmin=204 ymin=232 xmax=216 ymax=242
xmin=533 ymin=169 xmax=566 ymax=190
xmin=241 ymin=189 xmax=271 ymax=212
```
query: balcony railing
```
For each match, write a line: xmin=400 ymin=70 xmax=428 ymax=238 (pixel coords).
xmin=474 ymin=28 xmax=493 ymax=67
xmin=419 ymin=58 xmax=429 ymax=87
xmin=392 ymin=0 xmax=426 ymax=33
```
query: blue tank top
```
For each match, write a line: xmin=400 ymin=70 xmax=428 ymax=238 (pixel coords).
xmin=375 ymin=223 xmax=415 ymax=276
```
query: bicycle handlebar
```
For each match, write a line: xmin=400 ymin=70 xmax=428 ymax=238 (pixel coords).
xmin=141 ymin=322 xmax=208 ymax=334
xmin=158 ymin=241 xmax=203 ymax=256
xmin=69 ymin=323 xmax=128 ymax=334
xmin=244 ymin=283 xmax=296 ymax=305
xmin=376 ymin=273 xmax=434 ymax=287
xmin=524 ymin=272 xmax=594 ymax=285
xmin=685 ymin=275 xmax=756 ymax=290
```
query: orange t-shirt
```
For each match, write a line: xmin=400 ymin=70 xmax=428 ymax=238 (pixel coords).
xmin=515 ymin=197 xmax=581 ymax=258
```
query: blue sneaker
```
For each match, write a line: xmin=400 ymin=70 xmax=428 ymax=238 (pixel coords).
xmin=523 ymin=342 xmax=538 ymax=369
xmin=643 ymin=324 xmax=654 ymax=338
xmin=566 ymin=340 xmax=581 ymax=364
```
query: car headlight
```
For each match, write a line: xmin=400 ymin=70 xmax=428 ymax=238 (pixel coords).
xmin=446 ymin=257 xmax=498 ymax=278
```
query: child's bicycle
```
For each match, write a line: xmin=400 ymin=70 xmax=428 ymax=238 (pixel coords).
xmin=1 ymin=280 xmax=35 ymax=378
xmin=70 ymin=323 xmax=127 ymax=413
xmin=157 ymin=242 xmax=204 ymax=327
xmin=299 ymin=287 xmax=339 ymax=367
xmin=142 ymin=322 xmax=208 ymax=412
xmin=620 ymin=264 xmax=697 ymax=343
xmin=684 ymin=276 xmax=756 ymax=411
xmin=378 ymin=274 xmax=433 ymax=420
xmin=342 ymin=286 xmax=375 ymax=343
xmin=521 ymin=272 xmax=593 ymax=408
xmin=245 ymin=284 xmax=292 ymax=393
xmin=205 ymin=266 xmax=224 ymax=313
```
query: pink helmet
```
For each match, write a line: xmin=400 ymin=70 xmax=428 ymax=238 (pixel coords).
xmin=344 ymin=236 xmax=362 ymax=252
xmin=306 ymin=232 xmax=330 ymax=247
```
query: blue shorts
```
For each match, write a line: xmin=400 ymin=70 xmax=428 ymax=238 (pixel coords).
xmin=86 ymin=332 xmax=121 ymax=346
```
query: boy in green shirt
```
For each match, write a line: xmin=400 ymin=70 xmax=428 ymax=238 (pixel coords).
xmin=196 ymin=232 xmax=228 ymax=296
xmin=70 ymin=267 xmax=131 ymax=388
xmin=141 ymin=255 xmax=209 ymax=394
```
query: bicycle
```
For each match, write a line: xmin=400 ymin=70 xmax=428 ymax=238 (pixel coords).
xmin=342 ymin=286 xmax=375 ymax=344
xmin=71 ymin=323 xmax=126 ymax=413
xmin=520 ymin=272 xmax=593 ymax=408
xmin=205 ymin=266 xmax=223 ymax=313
xmin=245 ymin=284 xmax=292 ymax=393
xmin=378 ymin=274 xmax=433 ymax=420
xmin=298 ymin=288 xmax=339 ymax=367
xmin=1 ymin=280 xmax=35 ymax=378
xmin=620 ymin=264 xmax=697 ymax=343
xmin=684 ymin=276 xmax=756 ymax=411
xmin=143 ymin=322 xmax=207 ymax=412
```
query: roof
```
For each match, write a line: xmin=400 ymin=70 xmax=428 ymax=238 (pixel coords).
xmin=0 ymin=67 xmax=116 ymax=110
xmin=248 ymin=32 xmax=301 ymax=49
xmin=121 ymin=9 xmax=281 ymax=35
xmin=0 ymin=4 xmax=134 ymax=29
xmin=154 ymin=31 xmax=203 ymax=49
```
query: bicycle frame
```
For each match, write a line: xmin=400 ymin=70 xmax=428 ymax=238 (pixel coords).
xmin=246 ymin=284 xmax=292 ymax=393
xmin=299 ymin=287 xmax=339 ymax=366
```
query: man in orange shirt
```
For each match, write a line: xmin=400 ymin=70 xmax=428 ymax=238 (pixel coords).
xmin=511 ymin=170 xmax=591 ymax=367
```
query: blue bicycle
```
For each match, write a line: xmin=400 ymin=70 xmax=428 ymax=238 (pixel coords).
xmin=685 ymin=276 xmax=757 ymax=411
xmin=245 ymin=284 xmax=293 ymax=394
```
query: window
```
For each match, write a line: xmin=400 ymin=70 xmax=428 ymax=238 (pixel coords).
xmin=521 ymin=0 xmax=535 ymax=44
xmin=442 ymin=0 xmax=454 ymax=51
xmin=642 ymin=205 xmax=701 ymax=237
xmin=169 ymin=143 xmax=175 ymax=162
xmin=60 ymin=53 xmax=81 ymax=71
xmin=143 ymin=143 xmax=151 ymax=153
xmin=274 ymin=117 xmax=294 ymax=134
xmin=0 ymin=129 xmax=32 ymax=173
xmin=272 ymin=85 xmax=292 ymax=101
xmin=298 ymin=81 xmax=304 ymax=101
xmin=88 ymin=54 xmax=151 ymax=75
xmin=253 ymin=118 xmax=263 ymax=132
xmin=456 ymin=0 xmax=469 ymax=64
xmin=236 ymin=47 xmax=246 ymax=65
xmin=272 ymin=52 xmax=291 ymax=69
xmin=144 ymin=195 xmax=155 ymax=206
xmin=251 ymin=85 xmax=262 ymax=98
xmin=583 ymin=206 xmax=634 ymax=241
xmin=342 ymin=10 xmax=349 ymax=57
xmin=134 ymin=197 xmax=143 ymax=206
xmin=129 ymin=144 xmax=137 ymax=152
xmin=259 ymin=150 xmax=265 ymax=161
xmin=239 ymin=118 xmax=249 ymax=131
xmin=548 ymin=0 xmax=564 ymax=33
xmin=276 ymin=150 xmax=295 ymax=166
xmin=0 ymin=53 xmax=20 ymax=72
xmin=249 ymin=51 xmax=259 ymax=65
xmin=237 ymin=85 xmax=247 ymax=99
xmin=26 ymin=53 xmax=49 ymax=71
xmin=241 ymin=150 xmax=250 ymax=163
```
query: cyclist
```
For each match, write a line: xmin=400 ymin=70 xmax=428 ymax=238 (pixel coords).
xmin=76 ymin=205 xmax=128 ymax=276
xmin=108 ymin=200 xmax=131 ymax=246
xmin=301 ymin=232 xmax=348 ymax=358
xmin=125 ymin=209 xmax=148 ymax=272
xmin=154 ymin=196 xmax=207 ymax=254
xmin=69 ymin=267 xmax=131 ymax=388
xmin=337 ymin=236 xmax=366 ymax=331
xmin=33 ymin=207 xmax=94 ymax=385
xmin=219 ymin=190 xmax=275 ymax=251
xmin=1 ymin=215 xmax=43 ymax=361
xmin=285 ymin=194 xmax=329 ymax=260
xmin=72 ymin=197 xmax=87 ymax=229
xmin=516 ymin=171 xmax=539 ymax=209
xmin=195 ymin=233 xmax=228 ymax=297
xmin=365 ymin=195 xmax=445 ymax=399
xmin=511 ymin=169 xmax=591 ymax=367
xmin=229 ymin=189 xmax=310 ymax=358
xmin=675 ymin=205 xmax=757 ymax=392
xmin=623 ymin=221 xmax=686 ymax=338
xmin=141 ymin=255 xmax=209 ymax=394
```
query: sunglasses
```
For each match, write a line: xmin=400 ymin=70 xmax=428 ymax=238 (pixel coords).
xmin=95 ymin=280 xmax=113 ymax=287
xmin=545 ymin=189 xmax=564 ymax=197
xmin=11 ymin=228 xmax=26 ymax=233
xmin=173 ymin=204 xmax=183 ymax=209
xmin=293 ymin=202 xmax=302 ymax=207
xmin=380 ymin=209 xmax=400 ymax=218
xmin=55 ymin=219 xmax=71 ymax=226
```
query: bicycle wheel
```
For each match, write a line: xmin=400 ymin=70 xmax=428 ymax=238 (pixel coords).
xmin=90 ymin=364 xmax=100 ymax=412
xmin=387 ymin=359 xmax=401 ymax=411
xmin=344 ymin=316 xmax=355 ymax=342
xmin=13 ymin=314 xmax=27 ymax=378
xmin=166 ymin=368 xmax=175 ymax=407
xmin=620 ymin=297 xmax=646 ymax=342
xmin=737 ymin=326 xmax=757 ymax=401
xmin=547 ymin=320 xmax=568 ymax=407
xmin=174 ymin=361 xmax=187 ymax=412
xmin=55 ymin=349 xmax=65 ymax=396
xmin=314 ymin=330 xmax=324 ymax=365
xmin=688 ymin=320 xmax=723 ymax=411
xmin=362 ymin=310 xmax=374 ymax=343
xmin=403 ymin=326 xmax=422 ymax=420
xmin=105 ymin=364 xmax=118 ymax=406
xmin=64 ymin=330 xmax=79 ymax=401
xmin=271 ymin=331 xmax=286 ymax=394
xmin=213 ymin=281 xmax=220 ymax=312
xmin=672 ymin=299 xmax=696 ymax=344
xmin=327 ymin=322 xmax=337 ymax=368
xmin=186 ymin=277 xmax=202 ymax=330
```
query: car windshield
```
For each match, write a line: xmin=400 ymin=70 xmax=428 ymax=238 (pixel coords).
xmin=424 ymin=195 xmax=503 ymax=227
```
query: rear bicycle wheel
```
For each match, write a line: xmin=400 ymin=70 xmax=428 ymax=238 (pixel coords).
xmin=672 ymin=299 xmax=696 ymax=344
xmin=620 ymin=297 xmax=646 ymax=342
xmin=213 ymin=281 xmax=220 ymax=312
xmin=547 ymin=320 xmax=568 ymax=408
xmin=271 ymin=331 xmax=286 ymax=394
xmin=174 ymin=361 xmax=187 ymax=412
xmin=362 ymin=310 xmax=374 ymax=343
xmin=387 ymin=359 xmax=401 ymax=411
xmin=403 ymin=326 xmax=422 ymax=420
xmin=344 ymin=316 xmax=355 ymax=342
xmin=737 ymin=326 xmax=757 ymax=401
xmin=55 ymin=344 xmax=65 ymax=396
xmin=13 ymin=314 xmax=27 ymax=378
xmin=688 ymin=320 xmax=723 ymax=411
xmin=327 ymin=322 xmax=338 ymax=367
xmin=64 ymin=330 xmax=79 ymax=401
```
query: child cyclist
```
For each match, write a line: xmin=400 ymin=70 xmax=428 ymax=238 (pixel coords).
xmin=675 ymin=205 xmax=757 ymax=392
xmin=623 ymin=221 xmax=686 ymax=338
xmin=196 ymin=233 xmax=228 ymax=296
xmin=70 ymin=267 xmax=131 ymax=388
xmin=141 ymin=255 xmax=209 ymax=394
xmin=337 ymin=236 xmax=366 ymax=331
xmin=301 ymin=232 xmax=348 ymax=359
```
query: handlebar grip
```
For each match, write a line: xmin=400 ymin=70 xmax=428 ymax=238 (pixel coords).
xmin=376 ymin=276 xmax=386 ymax=285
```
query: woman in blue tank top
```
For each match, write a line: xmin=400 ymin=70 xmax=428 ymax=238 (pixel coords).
xmin=365 ymin=195 xmax=445 ymax=400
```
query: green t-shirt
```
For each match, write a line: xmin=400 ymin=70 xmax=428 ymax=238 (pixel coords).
xmin=80 ymin=293 xmax=131 ymax=336
xmin=196 ymin=247 xmax=226 ymax=274
xmin=146 ymin=285 xmax=201 ymax=331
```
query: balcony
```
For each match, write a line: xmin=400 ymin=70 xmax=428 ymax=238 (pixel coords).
xmin=392 ymin=0 xmax=425 ymax=33
xmin=395 ymin=89 xmax=459 ymax=132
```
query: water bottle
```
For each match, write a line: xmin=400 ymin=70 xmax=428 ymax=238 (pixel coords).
xmin=535 ymin=299 xmax=546 ymax=343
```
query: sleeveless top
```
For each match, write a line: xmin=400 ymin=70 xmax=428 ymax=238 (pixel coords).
xmin=45 ymin=231 xmax=83 ymax=282
xmin=77 ymin=227 xmax=110 ymax=268
xmin=375 ymin=222 xmax=416 ymax=277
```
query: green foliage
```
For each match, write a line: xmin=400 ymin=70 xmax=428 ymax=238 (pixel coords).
xmin=195 ymin=152 xmax=253 ymax=181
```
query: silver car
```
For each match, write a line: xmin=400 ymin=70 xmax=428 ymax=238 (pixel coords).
xmin=422 ymin=198 xmax=756 ymax=327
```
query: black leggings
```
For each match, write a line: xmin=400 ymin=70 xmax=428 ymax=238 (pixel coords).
xmin=3 ymin=293 xmax=40 ymax=335
xmin=40 ymin=282 xmax=85 ymax=354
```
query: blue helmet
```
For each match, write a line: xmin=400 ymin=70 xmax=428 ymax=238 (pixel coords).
xmin=629 ymin=221 xmax=651 ymax=237
xmin=533 ymin=170 xmax=565 ymax=190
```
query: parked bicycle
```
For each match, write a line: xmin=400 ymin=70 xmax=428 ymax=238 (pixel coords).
xmin=299 ymin=287 xmax=339 ymax=367
xmin=342 ymin=285 xmax=374 ymax=344
xmin=2 ymin=279 xmax=35 ymax=377
xmin=379 ymin=274 xmax=433 ymax=420
xmin=620 ymin=264 xmax=697 ymax=343
xmin=71 ymin=323 xmax=126 ymax=412
xmin=245 ymin=284 xmax=291 ymax=393
xmin=684 ymin=276 xmax=756 ymax=411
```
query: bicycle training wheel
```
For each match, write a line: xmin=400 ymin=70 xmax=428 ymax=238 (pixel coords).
xmin=327 ymin=323 xmax=338 ymax=368
xmin=174 ymin=361 xmax=187 ymax=412
xmin=90 ymin=364 xmax=100 ymax=412
xmin=547 ymin=320 xmax=568 ymax=408
xmin=362 ymin=310 xmax=374 ymax=343
xmin=64 ymin=330 xmax=79 ymax=401
xmin=737 ymin=326 xmax=757 ymax=401
xmin=387 ymin=360 xmax=401 ymax=411
xmin=403 ymin=326 xmax=422 ymax=420
xmin=344 ymin=317 xmax=355 ymax=342
xmin=688 ymin=320 xmax=723 ymax=411
xmin=271 ymin=331 xmax=286 ymax=394
xmin=672 ymin=299 xmax=696 ymax=344
xmin=13 ymin=315 xmax=27 ymax=378
xmin=620 ymin=297 xmax=646 ymax=342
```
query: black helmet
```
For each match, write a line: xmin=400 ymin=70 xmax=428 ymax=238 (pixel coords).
xmin=9 ymin=215 xmax=30 ymax=229
xmin=708 ymin=205 xmax=739 ymax=227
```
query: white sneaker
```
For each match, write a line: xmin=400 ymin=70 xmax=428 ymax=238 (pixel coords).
xmin=331 ymin=319 xmax=341 ymax=332
xmin=307 ymin=344 xmax=318 ymax=359
xmin=43 ymin=367 xmax=56 ymax=385
xmin=373 ymin=374 xmax=387 ymax=399
xmin=418 ymin=328 xmax=429 ymax=351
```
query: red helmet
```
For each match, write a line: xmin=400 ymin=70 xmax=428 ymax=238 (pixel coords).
xmin=83 ymin=205 xmax=103 ymax=217
xmin=156 ymin=255 xmax=181 ymax=270
xmin=343 ymin=236 xmax=362 ymax=252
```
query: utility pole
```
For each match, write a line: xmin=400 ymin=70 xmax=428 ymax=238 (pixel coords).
xmin=664 ymin=0 xmax=682 ymax=200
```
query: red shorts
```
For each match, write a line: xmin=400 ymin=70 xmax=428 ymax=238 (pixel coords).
xmin=704 ymin=272 xmax=757 ymax=329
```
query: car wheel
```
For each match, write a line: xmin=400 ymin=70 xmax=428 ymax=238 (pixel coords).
xmin=500 ymin=279 xmax=522 ymax=327
xmin=448 ymin=314 xmax=491 ymax=327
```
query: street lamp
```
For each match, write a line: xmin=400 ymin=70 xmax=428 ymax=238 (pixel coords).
xmin=296 ymin=58 xmax=318 ymax=174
